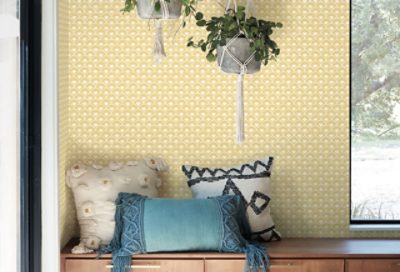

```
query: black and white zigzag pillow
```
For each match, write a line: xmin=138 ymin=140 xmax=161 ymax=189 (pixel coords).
xmin=182 ymin=157 xmax=281 ymax=241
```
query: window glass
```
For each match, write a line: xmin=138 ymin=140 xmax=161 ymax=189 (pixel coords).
xmin=351 ymin=0 xmax=400 ymax=221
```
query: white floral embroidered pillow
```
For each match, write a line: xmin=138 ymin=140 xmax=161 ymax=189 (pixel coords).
xmin=66 ymin=157 xmax=168 ymax=253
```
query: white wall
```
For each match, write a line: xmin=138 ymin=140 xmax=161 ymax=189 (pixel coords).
xmin=0 ymin=21 xmax=20 ymax=271
xmin=41 ymin=0 xmax=60 ymax=271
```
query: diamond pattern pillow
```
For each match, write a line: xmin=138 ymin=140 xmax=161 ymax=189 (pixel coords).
xmin=182 ymin=157 xmax=280 ymax=241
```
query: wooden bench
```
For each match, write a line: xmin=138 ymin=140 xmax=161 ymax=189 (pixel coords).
xmin=61 ymin=238 xmax=400 ymax=272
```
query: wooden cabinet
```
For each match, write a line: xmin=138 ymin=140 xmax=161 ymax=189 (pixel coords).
xmin=346 ymin=259 xmax=400 ymax=272
xmin=61 ymin=239 xmax=400 ymax=272
xmin=205 ymin=259 xmax=344 ymax=272
xmin=65 ymin=259 xmax=204 ymax=272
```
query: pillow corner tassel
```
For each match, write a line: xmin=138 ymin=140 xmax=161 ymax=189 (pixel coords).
xmin=113 ymin=255 xmax=132 ymax=272
xmin=153 ymin=19 xmax=166 ymax=63
xmin=236 ymin=72 xmax=245 ymax=144
xmin=243 ymin=243 xmax=269 ymax=272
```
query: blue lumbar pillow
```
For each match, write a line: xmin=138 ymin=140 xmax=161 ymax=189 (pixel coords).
xmin=99 ymin=193 xmax=269 ymax=272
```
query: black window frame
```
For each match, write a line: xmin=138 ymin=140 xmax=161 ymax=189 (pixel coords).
xmin=20 ymin=0 xmax=42 ymax=271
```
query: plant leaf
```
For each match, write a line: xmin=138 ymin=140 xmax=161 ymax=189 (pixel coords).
xmin=196 ymin=20 xmax=207 ymax=26
xmin=154 ymin=1 xmax=161 ymax=12
xmin=206 ymin=52 xmax=217 ymax=62
xmin=195 ymin=12 xmax=203 ymax=20
xmin=184 ymin=6 xmax=190 ymax=16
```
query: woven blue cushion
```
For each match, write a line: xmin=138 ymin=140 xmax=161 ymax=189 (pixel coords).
xmin=99 ymin=193 xmax=269 ymax=272
xmin=143 ymin=198 xmax=222 ymax=251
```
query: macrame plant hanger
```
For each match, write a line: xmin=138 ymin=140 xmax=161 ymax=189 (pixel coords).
xmin=218 ymin=0 xmax=254 ymax=144
xmin=153 ymin=0 xmax=170 ymax=62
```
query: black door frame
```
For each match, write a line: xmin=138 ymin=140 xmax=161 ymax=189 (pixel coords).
xmin=20 ymin=0 xmax=42 ymax=271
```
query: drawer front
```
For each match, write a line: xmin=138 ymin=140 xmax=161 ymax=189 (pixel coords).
xmin=65 ymin=259 xmax=204 ymax=272
xmin=206 ymin=259 xmax=344 ymax=272
xmin=346 ymin=259 xmax=400 ymax=272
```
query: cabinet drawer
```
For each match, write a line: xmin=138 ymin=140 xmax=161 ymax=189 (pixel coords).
xmin=205 ymin=259 xmax=344 ymax=272
xmin=346 ymin=259 xmax=400 ymax=272
xmin=65 ymin=259 xmax=204 ymax=272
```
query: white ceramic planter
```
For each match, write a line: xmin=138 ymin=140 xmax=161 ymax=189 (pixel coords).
xmin=217 ymin=37 xmax=261 ymax=75
xmin=137 ymin=0 xmax=182 ymax=20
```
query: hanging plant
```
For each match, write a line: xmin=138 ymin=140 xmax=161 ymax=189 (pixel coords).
xmin=122 ymin=0 xmax=199 ymax=20
xmin=187 ymin=5 xmax=283 ymax=143
xmin=187 ymin=6 xmax=282 ymax=67
xmin=122 ymin=0 xmax=200 ymax=62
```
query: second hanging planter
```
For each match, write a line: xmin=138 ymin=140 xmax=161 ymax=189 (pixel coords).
xmin=187 ymin=4 xmax=282 ymax=143
xmin=138 ymin=0 xmax=182 ymax=61
xmin=122 ymin=0 xmax=198 ymax=62
xmin=136 ymin=0 xmax=182 ymax=20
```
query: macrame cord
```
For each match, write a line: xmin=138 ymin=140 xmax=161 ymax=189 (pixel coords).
xmin=245 ymin=0 xmax=253 ymax=19
xmin=153 ymin=0 xmax=170 ymax=62
xmin=219 ymin=0 xmax=255 ymax=143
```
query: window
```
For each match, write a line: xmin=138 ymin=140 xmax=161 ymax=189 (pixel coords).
xmin=1 ymin=0 xmax=43 ymax=270
xmin=351 ymin=0 xmax=400 ymax=223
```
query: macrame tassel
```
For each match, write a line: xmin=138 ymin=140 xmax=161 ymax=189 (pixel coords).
xmin=97 ymin=194 xmax=127 ymax=271
xmin=245 ymin=0 xmax=253 ymax=18
xmin=153 ymin=20 xmax=166 ymax=63
xmin=236 ymin=73 xmax=245 ymax=144
xmin=111 ymin=255 xmax=132 ymax=272
xmin=243 ymin=243 xmax=269 ymax=272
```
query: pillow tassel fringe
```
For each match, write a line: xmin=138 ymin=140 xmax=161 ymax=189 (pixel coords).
xmin=97 ymin=196 xmax=126 ymax=272
xmin=112 ymin=255 xmax=131 ymax=272
xmin=243 ymin=243 xmax=269 ymax=272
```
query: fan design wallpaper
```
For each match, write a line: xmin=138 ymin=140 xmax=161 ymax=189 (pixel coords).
xmin=58 ymin=0 xmax=399 ymax=248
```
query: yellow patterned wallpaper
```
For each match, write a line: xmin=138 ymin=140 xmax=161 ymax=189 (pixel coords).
xmin=59 ymin=0 xmax=399 ymax=248
xmin=58 ymin=0 xmax=78 ymax=248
